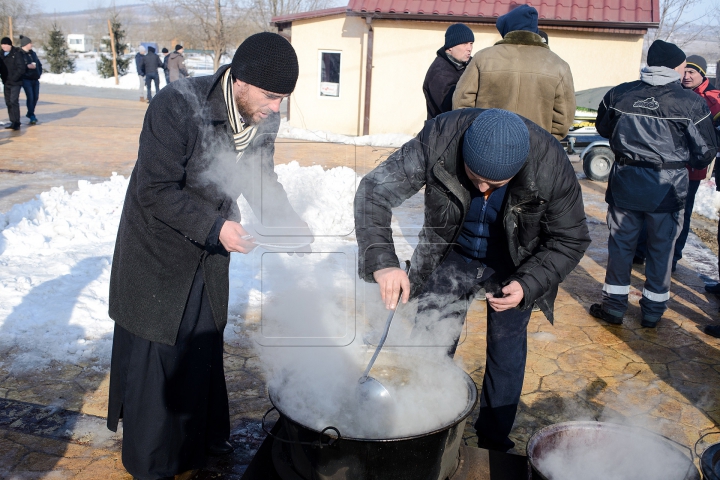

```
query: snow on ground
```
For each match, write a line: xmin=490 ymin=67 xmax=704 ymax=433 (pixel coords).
xmin=0 ymin=163 xmax=360 ymax=372
xmin=693 ymin=177 xmax=720 ymax=220
xmin=40 ymin=52 xmax=224 ymax=90
xmin=278 ymin=119 xmax=414 ymax=148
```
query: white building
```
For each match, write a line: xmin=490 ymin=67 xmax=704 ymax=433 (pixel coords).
xmin=67 ymin=34 xmax=94 ymax=53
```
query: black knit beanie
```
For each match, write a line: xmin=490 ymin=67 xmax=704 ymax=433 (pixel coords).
xmin=161 ymin=47 xmax=168 ymax=54
xmin=231 ymin=32 xmax=299 ymax=95
xmin=148 ymin=46 xmax=155 ymax=53
xmin=686 ymin=55 xmax=707 ymax=76
xmin=175 ymin=44 xmax=183 ymax=51
xmin=647 ymin=40 xmax=685 ymax=69
xmin=444 ymin=24 xmax=474 ymax=50
xmin=1 ymin=37 xmax=11 ymax=46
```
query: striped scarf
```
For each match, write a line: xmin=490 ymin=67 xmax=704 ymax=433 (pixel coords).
xmin=222 ymin=69 xmax=257 ymax=158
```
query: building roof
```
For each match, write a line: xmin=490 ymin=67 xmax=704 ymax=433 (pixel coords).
xmin=346 ymin=0 xmax=659 ymax=26
xmin=271 ymin=6 xmax=348 ymax=26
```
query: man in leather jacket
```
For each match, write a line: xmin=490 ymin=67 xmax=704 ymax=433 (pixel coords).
xmin=355 ymin=108 xmax=590 ymax=451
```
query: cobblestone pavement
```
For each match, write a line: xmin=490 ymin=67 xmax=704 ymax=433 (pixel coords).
xmin=1 ymin=90 xmax=720 ymax=478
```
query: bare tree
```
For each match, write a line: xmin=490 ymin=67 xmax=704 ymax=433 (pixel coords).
xmin=646 ymin=0 xmax=712 ymax=48
xmin=0 ymin=0 xmax=38 ymax=41
xmin=148 ymin=0 xmax=252 ymax=71
xmin=245 ymin=0 xmax=337 ymax=31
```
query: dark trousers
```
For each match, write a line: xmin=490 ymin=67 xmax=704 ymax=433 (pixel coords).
xmin=636 ymin=179 xmax=700 ymax=268
xmin=414 ymin=250 xmax=531 ymax=452
xmin=146 ymin=72 xmax=160 ymax=101
xmin=3 ymin=84 xmax=21 ymax=124
xmin=22 ymin=79 xmax=39 ymax=117
xmin=107 ymin=265 xmax=230 ymax=479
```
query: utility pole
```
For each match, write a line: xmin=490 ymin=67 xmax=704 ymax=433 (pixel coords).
xmin=8 ymin=17 xmax=12 ymax=43
xmin=107 ymin=19 xmax=119 ymax=85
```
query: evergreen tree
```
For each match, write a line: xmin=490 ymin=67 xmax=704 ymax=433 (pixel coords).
xmin=97 ymin=14 xmax=131 ymax=78
xmin=44 ymin=24 xmax=75 ymax=74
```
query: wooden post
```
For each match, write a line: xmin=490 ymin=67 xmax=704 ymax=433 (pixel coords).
xmin=107 ymin=19 xmax=119 ymax=85
xmin=8 ymin=17 xmax=12 ymax=43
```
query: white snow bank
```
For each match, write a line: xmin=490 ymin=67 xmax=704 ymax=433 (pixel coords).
xmin=693 ymin=178 xmax=720 ymax=221
xmin=278 ymin=119 xmax=413 ymax=148
xmin=0 ymin=164 xmax=360 ymax=372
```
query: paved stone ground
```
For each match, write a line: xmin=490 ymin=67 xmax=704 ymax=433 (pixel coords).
xmin=1 ymin=88 xmax=720 ymax=478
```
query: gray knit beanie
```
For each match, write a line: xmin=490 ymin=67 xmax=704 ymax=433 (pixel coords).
xmin=463 ymin=109 xmax=530 ymax=181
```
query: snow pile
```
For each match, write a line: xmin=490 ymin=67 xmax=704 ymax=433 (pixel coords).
xmin=40 ymin=52 xmax=217 ymax=90
xmin=693 ymin=177 xmax=720 ymax=221
xmin=278 ymin=119 xmax=413 ymax=148
xmin=0 ymin=165 xmax=360 ymax=372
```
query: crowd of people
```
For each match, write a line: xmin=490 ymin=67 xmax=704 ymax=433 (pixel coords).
xmin=135 ymin=43 xmax=188 ymax=103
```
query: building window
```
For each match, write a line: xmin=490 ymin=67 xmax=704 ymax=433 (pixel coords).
xmin=319 ymin=51 xmax=340 ymax=98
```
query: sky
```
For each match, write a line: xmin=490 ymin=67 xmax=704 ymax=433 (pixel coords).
xmin=37 ymin=0 xmax=141 ymax=14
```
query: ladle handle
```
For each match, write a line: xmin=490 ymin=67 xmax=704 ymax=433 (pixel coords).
xmin=361 ymin=260 xmax=411 ymax=381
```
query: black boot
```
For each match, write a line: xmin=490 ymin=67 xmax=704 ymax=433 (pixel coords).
xmin=589 ymin=303 xmax=623 ymax=325
xmin=206 ymin=439 xmax=234 ymax=457
xmin=704 ymin=325 xmax=720 ymax=338
xmin=705 ymin=283 xmax=720 ymax=295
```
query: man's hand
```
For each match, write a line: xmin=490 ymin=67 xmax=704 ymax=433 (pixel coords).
xmin=486 ymin=281 xmax=524 ymax=312
xmin=219 ymin=221 xmax=257 ymax=254
xmin=373 ymin=267 xmax=410 ymax=310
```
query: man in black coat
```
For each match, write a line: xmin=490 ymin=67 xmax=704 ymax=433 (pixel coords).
xmin=589 ymin=40 xmax=717 ymax=328
xmin=19 ymin=35 xmax=42 ymax=125
xmin=107 ymin=32 xmax=311 ymax=480
xmin=141 ymin=46 xmax=163 ymax=102
xmin=161 ymin=47 xmax=170 ymax=85
xmin=422 ymin=23 xmax=474 ymax=120
xmin=1 ymin=36 xmax=26 ymax=130
xmin=355 ymin=108 xmax=590 ymax=451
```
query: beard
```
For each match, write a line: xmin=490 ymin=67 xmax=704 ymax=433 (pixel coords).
xmin=234 ymin=83 xmax=262 ymax=126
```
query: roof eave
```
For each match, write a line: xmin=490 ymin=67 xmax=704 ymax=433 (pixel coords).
xmin=346 ymin=11 xmax=658 ymax=30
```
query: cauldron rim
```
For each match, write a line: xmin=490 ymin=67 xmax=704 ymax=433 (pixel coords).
xmin=268 ymin=370 xmax=478 ymax=443
xmin=700 ymin=441 xmax=720 ymax=480
xmin=526 ymin=420 xmax=700 ymax=480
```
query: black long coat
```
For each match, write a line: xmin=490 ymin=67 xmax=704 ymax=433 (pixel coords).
xmin=1 ymin=46 xmax=26 ymax=86
xmin=109 ymin=65 xmax=303 ymax=345
xmin=354 ymin=109 xmax=591 ymax=323
xmin=422 ymin=49 xmax=466 ymax=120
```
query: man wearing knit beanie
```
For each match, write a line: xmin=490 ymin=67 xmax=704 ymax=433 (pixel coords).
xmin=19 ymin=35 xmax=42 ymax=125
xmin=107 ymin=32 xmax=311 ymax=479
xmin=453 ymin=5 xmax=575 ymax=140
xmin=356 ymin=108 xmax=590 ymax=451
xmin=590 ymin=40 xmax=717 ymax=330
xmin=1 ymin=35 xmax=26 ymax=130
xmin=422 ymin=23 xmax=474 ymax=119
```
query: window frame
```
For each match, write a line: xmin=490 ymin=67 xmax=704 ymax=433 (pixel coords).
xmin=317 ymin=50 xmax=342 ymax=100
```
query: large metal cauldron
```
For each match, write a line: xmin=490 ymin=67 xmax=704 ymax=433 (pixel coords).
xmin=700 ymin=441 xmax=720 ymax=480
xmin=527 ymin=421 xmax=700 ymax=480
xmin=263 ymin=372 xmax=477 ymax=480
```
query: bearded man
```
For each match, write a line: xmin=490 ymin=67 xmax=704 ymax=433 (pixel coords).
xmin=107 ymin=33 xmax=311 ymax=480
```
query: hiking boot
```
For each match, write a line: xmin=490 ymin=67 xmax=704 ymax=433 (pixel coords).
xmin=206 ymin=439 xmax=234 ymax=457
xmin=704 ymin=325 xmax=720 ymax=338
xmin=589 ymin=303 xmax=623 ymax=325
xmin=29 ymin=115 xmax=37 ymax=125
xmin=706 ymin=283 xmax=720 ymax=295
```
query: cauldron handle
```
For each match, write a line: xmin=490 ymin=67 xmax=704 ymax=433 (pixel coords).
xmin=261 ymin=406 xmax=342 ymax=449
xmin=695 ymin=431 xmax=720 ymax=458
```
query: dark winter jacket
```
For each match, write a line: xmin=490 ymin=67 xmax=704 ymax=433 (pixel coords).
xmin=20 ymin=48 xmax=42 ymax=81
xmin=135 ymin=52 xmax=145 ymax=76
xmin=1 ymin=46 xmax=27 ymax=86
xmin=597 ymin=66 xmax=718 ymax=213
xmin=355 ymin=108 xmax=591 ymax=323
xmin=162 ymin=54 xmax=170 ymax=83
xmin=167 ymin=51 xmax=188 ymax=82
xmin=109 ymin=65 xmax=305 ymax=345
xmin=141 ymin=51 xmax=163 ymax=77
xmin=422 ymin=49 xmax=468 ymax=120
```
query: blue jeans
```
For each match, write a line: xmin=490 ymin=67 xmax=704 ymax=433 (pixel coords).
xmin=636 ymin=179 xmax=700 ymax=267
xmin=145 ymin=73 xmax=159 ymax=101
xmin=414 ymin=250 xmax=531 ymax=452
xmin=22 ymin=79 xmax=39 ymax=117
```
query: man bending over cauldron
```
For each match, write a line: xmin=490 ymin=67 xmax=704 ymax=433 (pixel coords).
xmin=355 ymin=108 xmax=591 ymax=452
xmin=107 ymin=33 xmax=311 ymax=479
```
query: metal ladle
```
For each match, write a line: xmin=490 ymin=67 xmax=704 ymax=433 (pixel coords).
xmin=356 ymin=261 xmax=410 ymax=413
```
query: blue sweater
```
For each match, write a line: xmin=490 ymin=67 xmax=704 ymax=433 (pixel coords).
xmin=456 ymin=184 xmax=508 ymax=264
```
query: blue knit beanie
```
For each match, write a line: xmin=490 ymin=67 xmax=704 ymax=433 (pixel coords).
xmin=496 ymin=5 xmax=539 ymax=38
xmin=444 ymin=23 xmax=474 ymax=50
xmin=463 ymin=109 xmax=530 ymax=181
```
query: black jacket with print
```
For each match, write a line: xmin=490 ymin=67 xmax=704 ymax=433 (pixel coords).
xmin=596 ymin=66 xmax=718 ymax=212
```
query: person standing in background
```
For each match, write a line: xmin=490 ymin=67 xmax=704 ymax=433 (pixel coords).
xmin=161 ymin=47 xmax=170 ymax=86
xmin=19 ymin=35 xmax=42 ymax=125
xmin=452 ymin=5 xmax=575 ymax=140
xmin=135 ymin=45 xmax=146 ymax=102
xmin=142 ymin=46 xmax=163 ymax=102
xmin=422 ymin=23 xmax=474 ymax=120
xmin=1 ymin=36 xmax=25 ymax=130
xmin=167 ymin=44 xmax=189 ymax=83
